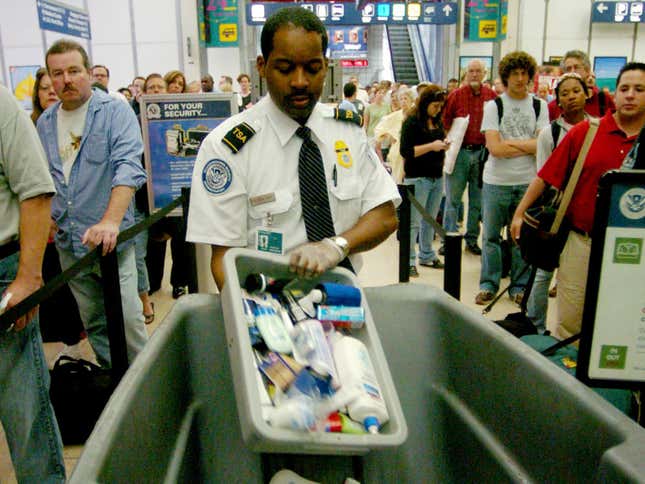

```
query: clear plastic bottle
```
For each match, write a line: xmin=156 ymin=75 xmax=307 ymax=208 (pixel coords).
xmin=330 ymin=333 xmax=389 ymax=434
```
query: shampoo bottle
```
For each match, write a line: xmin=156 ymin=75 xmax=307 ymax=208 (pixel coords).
xmin=330 ymin=333 xmax=389 ymax=434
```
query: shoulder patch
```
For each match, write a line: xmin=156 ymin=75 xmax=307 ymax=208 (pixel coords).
xmin=202 ymin=159 xmax=232 ymax=195
xmin=221 ymin=122 xmax=256 ymax=153
xmin=333 ymin=108 xmax=364 ymax=127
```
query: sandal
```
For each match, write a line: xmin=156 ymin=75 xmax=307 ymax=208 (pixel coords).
xmin=144 ymin=302 xmax=155 ymax=325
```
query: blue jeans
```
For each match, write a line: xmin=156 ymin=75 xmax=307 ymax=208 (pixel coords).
xmin=480 ymin=183 xmax=530 ymax=296
xmin=0 ymin=253 xmax=65 ymax=483
xmin=58 ymin=245 xmax=149 ymax=368
xmin=133 ymin=206 xmax=150 ymax=294
xmin=444 ymin=148 xmax=482 ymax=245
xmin=405 ymin=176 xmax=444 ymax=265
xmin=527 ymin=268 xmax=553 ymax=334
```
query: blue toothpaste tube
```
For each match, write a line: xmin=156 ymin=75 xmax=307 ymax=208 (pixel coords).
xmin=316 ymin=305 xmax=365 ymax=329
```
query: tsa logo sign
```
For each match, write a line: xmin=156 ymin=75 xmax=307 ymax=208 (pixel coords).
xmin=619 ymin=187 xmax=645 ymax=220
xmin=613 ymin=237 xmax=642 ymax=264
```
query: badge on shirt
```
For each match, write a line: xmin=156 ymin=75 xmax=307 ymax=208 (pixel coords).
xmin=334 ymin=140 xmax=353 ymax=168
xmin=202 ymin=159 xmax=232 ymax=195
xmin=256 ymin=228 xmax=284 ymax=254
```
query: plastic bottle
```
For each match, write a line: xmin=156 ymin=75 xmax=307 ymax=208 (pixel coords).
xmin=266 ymin=396 xmax=316 ymax=431
xmin=316 ymin=282 xmax=361 ymax=307
xmin=330 ymin=333 xmax=389 ymax=434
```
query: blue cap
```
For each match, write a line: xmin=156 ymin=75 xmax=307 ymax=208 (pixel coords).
xmin=363 ymin=416 xmax=380 ymax=434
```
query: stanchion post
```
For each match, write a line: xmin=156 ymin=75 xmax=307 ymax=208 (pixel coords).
xmin=98 ymin=246 xmax=129 ymax=381
xmin=443 ymin=232 xmax=463 ymax=300
xmin=397 ymin=184 xmax=412 ymax=282
xmin=181 ymin=187 xmax=198 ymax=294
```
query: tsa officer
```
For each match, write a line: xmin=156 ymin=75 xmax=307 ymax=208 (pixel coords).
xmin=187 ymin=6 xmax=400 ymax=289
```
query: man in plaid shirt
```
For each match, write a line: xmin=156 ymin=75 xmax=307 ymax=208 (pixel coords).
xmin=442 ymin=58 xmax=497 ymax=255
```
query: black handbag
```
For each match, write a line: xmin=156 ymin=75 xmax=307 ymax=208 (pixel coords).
xmin=519 ymin=118 xmax=599 ymax=271
xmin=49 ymin=356 xmax=117 ymax=444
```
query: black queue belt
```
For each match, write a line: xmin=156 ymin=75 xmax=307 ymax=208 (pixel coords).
xmin=399 ymin=186 xmax=463 ymax=300
xmin=0 ymin=195 xmax=185 ymax=336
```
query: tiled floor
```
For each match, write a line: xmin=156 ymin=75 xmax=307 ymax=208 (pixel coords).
xmin=0 ymin=234 xmax=552 ymax=482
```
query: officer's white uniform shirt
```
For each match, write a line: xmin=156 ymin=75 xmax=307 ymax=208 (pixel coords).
xmin=187 ymin=96 xmax=401 ymax=268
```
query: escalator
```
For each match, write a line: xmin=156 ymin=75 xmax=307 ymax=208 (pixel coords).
xmin=386 ymin=25 xmax=419 ymax=85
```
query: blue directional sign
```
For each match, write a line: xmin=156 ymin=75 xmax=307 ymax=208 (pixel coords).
xmin=592 ymin=1 xmax=645 ymax=23
xmin=37 ymin=0 xmax=91 ymax=39
xmin=246 ymin=1 xmax=458 ymax=26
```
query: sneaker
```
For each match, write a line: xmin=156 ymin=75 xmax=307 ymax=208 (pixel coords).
xmin=409 ymin=266 xmax=419 ymax=277
xmin=420 ymin=259 xmax=444 ymax=269
xmin=438 ymin=245 xmax=445 ymax=256
xmin=172 ymin=285 xmax=187 ymax=299
xmin=510 ymin=291 xmax=525 ymax=305
xmin=475 ymin=290 xmax=495 ymax=305
xmin=466 ymin=243 xmax=482 ymax=255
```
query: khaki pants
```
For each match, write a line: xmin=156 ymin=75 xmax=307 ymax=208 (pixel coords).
xmin=551 ymin=231 xmax=591 ymax=339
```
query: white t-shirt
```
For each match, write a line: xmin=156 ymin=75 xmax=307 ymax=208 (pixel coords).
xmin=480 ymin=93 xmax=549 ymax=186
xmin=57 ymin=97 xmax=91 ymax=182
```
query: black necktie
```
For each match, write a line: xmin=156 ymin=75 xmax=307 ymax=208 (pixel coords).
xmin=295 ymin=126 xmax=354 ymax=272
xmin=296 ymin=126 xmax=336 ymax=241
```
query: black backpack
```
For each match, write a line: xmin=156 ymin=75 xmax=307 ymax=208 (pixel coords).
xmin=494 ymin=95 xmax=542 ymax=124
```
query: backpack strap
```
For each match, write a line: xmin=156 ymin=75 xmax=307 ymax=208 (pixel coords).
xmin=550 ymin=120 xmax=561 ymax=147
xmin=495 ymin=97 xmax=503 ymax=124
xmin=532 ymin=97 xmax=541 ymax=120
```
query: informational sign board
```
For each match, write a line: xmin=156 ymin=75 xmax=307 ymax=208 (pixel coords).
xmin=592 ymin=1 xmax=645 ymax=23
xmin=577 ymin=170 xmax=645 ymax=389
xmin=203 ymin=0 xmax=239 ymax=47
xmin=140 ymin=93 xmax=237 ymax=214
xmin=328 ymin=26 xmax=368 ymax=60
xmin=9 ymin=65 xmax=40 ymax=111
xmin=464 ymin=0 xmax=507 ymax=42
xmin=459 ymin=56 xmax=493 ymax=82
xmin=594 ymin=56 xmax=627 ymax=92
xmin=246 ymin=1 xmax=458 ymax=26
xmin=37 ymin=0 xmax=91 ymax=39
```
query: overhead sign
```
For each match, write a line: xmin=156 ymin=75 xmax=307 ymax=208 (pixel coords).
xmin=577 ymin=170 xmax=645 ymax=388
xmin=592 ymin=1 xmax=645 ymax=23
xmin=464 ymin=0 xmax=506 ymax=42
xmin=328 ymin=26 xmax=368 ymax=59
xmin=203 ymin=0 xmax=239 ymax=46
xmin=246 ymin=2 xmax=458 ymax=25
xmin=37 ymin=0 xmax=91 ymax=39
xmin=140 ymin=94 xmax=237 ymax=214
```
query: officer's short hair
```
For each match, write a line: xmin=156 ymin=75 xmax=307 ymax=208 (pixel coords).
xmin=261 ymin=6 xmax=328 ymax=60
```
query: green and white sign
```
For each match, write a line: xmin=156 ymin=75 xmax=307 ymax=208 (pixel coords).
xmin=582 ymin=175 xmax=645 ymax=384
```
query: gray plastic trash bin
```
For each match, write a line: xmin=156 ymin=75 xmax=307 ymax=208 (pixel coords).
xmin=70 ymin=285 xmax=645 ymax=483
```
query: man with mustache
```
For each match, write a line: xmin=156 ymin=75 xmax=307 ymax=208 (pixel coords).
xmin=187 ymin=6 xmax=400 ymax=289
xmin=36 ymin=39 xmax=149 ymax=368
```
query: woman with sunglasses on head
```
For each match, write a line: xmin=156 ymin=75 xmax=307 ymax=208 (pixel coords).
xmin=400 ymin=85 xmax=450 ymax=276
xmin=524 ymin=73 xmax=591 ymax=334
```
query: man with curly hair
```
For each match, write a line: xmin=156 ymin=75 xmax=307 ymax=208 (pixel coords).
xmin=475 ymin=51 xmax=549 ymax=306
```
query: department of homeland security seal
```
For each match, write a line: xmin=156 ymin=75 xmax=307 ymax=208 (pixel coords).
xmin=619 ymin=187 xmax=645 ymax=220
xmin=202 ymin=159 xmax=232 ymax=195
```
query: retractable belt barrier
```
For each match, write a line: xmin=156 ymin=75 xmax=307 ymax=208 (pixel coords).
xmin=398 ymin=185 xmax=463 ymax=299
xmin=0 ymin=195 xmax=185 ymax=333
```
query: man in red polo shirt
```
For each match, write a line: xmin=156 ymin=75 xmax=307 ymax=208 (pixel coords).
xmin=442 ymin=58 xmax=497 ymax=255
xmin=512 ymin=62 xmax=645 ymax=338
xmin=548 ymin=50 xmax=616 ymax=121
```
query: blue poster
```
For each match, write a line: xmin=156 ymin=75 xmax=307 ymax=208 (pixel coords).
xmin=9 ymin=65 xmax=40 ymax=111
xmin=37 ymin=0 xmax=91 ymax=39
xmin=328 ymin=26 xmax=368 ymax=59
xmin=594 ymin=57 xmax=627 ymax=92
xmin=141 ymin=94 xmax=237 ymax=213
xmin=464 ymin=0 xmax=501 ymax=42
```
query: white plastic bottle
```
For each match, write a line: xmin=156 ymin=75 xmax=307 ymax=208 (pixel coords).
xmin=330 ymin=333 xmax=389 ymax=434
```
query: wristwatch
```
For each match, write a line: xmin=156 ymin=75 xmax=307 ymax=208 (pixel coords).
xmin=330 ymin=236 xmax=350 ymax=258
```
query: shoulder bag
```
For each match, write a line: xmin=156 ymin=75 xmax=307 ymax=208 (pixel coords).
xmin=519 ymin=118 xmax=600 ymax=271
